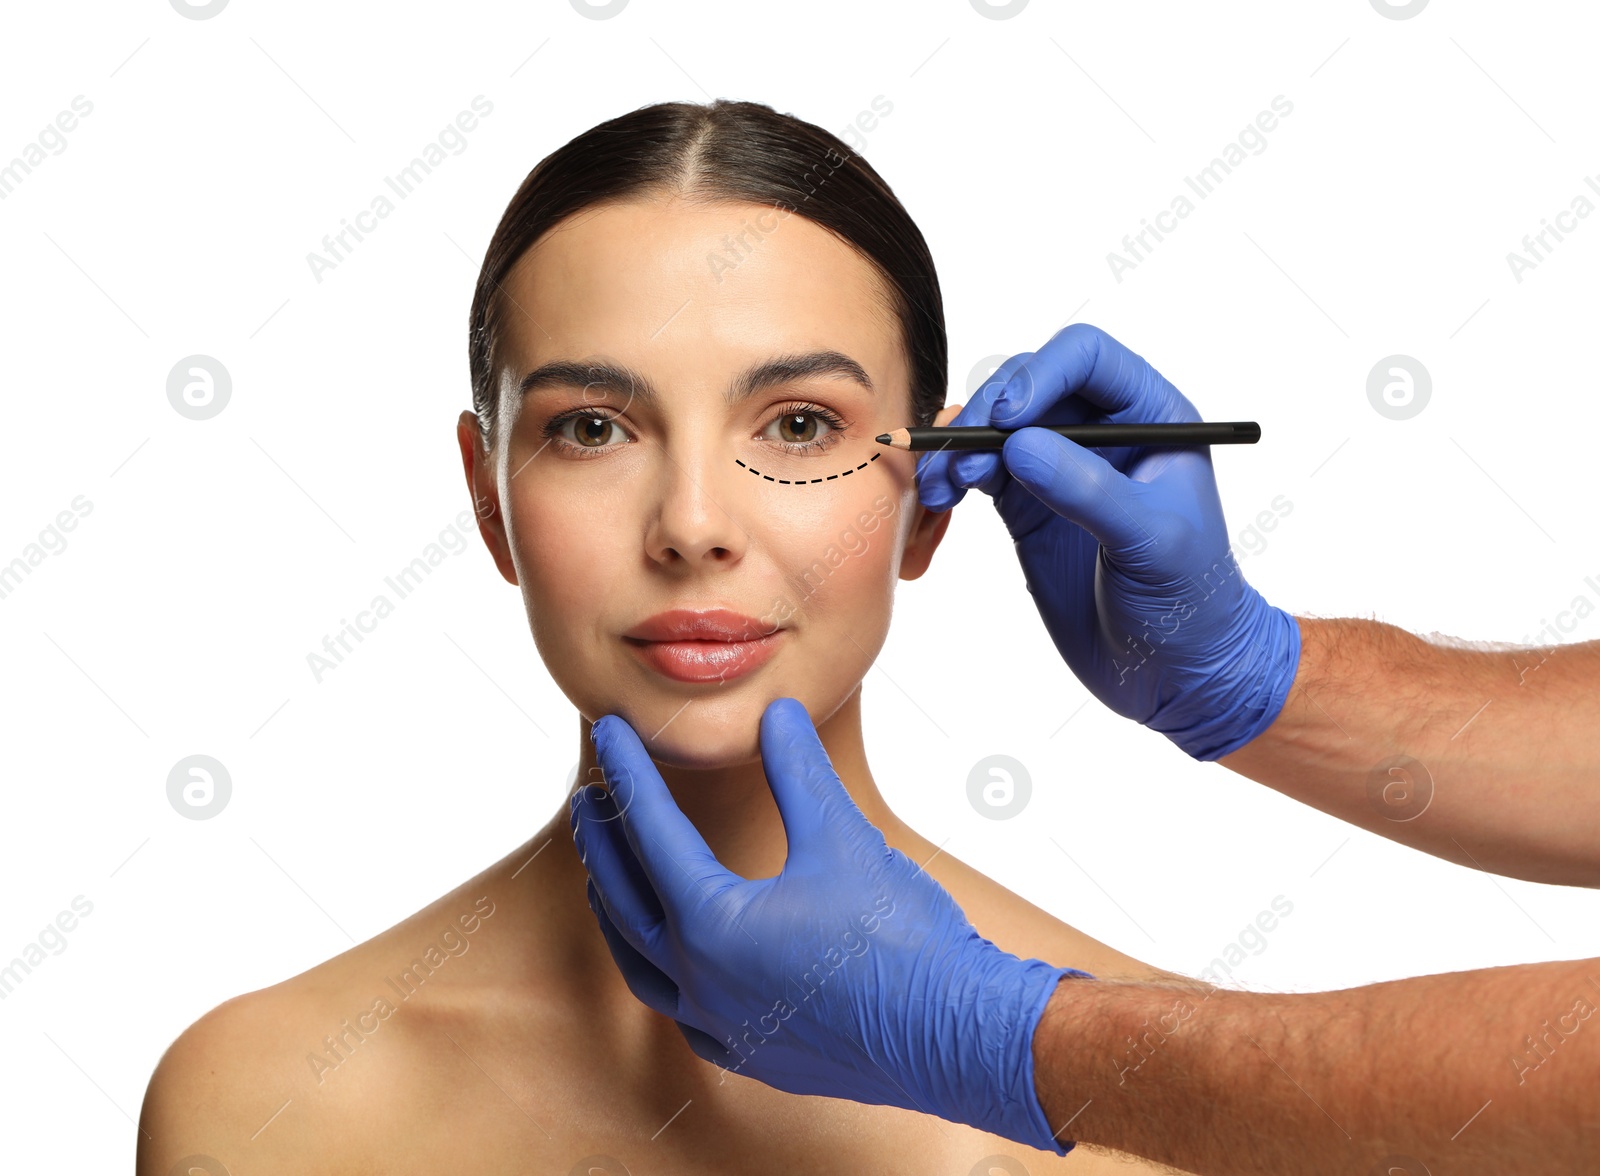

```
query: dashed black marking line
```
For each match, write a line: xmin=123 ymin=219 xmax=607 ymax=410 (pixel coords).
xmin=734 ymin=452 xmax=881 ymax=484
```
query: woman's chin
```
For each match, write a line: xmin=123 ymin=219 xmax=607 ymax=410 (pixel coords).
xmin=587 ymin=690 xmax=794 ymax=770
xmin=636 ymin=716 xmax=766 ymax=770
xmin=646 ymin=737 xmax=760 ymax=771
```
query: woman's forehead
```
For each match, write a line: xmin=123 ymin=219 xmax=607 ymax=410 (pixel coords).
xmin=497 ymin=197 xmax=906 ymax=386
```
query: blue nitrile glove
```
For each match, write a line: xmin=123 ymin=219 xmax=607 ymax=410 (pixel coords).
xmin=570 ymin=696 xmax=1093 ymax=1156
xmin=918 ymin=323 xmax=1301 ymax=761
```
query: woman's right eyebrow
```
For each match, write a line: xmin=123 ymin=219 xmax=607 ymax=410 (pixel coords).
xmin=516 ymin=351 xmax=875 ymax=409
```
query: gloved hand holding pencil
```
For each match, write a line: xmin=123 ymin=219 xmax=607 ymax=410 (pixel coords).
xmin=915 ymin=322 xmax=1301 ymax=761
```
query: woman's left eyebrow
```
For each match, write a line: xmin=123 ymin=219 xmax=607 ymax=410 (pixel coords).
xmin=516 ymin=350 xmax=875 ymax=407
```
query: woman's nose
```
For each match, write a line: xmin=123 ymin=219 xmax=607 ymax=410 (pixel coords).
xmin=642 ymin=442 xmax=750 ymax=568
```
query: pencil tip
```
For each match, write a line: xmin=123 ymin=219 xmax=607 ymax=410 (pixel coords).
xmin=875 ymin=433 xmax=893 ymax=445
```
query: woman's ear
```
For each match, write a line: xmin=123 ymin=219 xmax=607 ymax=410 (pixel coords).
xmin=898 ymin=403 xmax=962 ymax=582
xmin=457 ymin=410 xmax=519 ymax=586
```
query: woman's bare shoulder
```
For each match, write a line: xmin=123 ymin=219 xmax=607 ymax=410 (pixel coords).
xmin=135 ymin=854 xmax=529 ymax=1175
xmin=916 ymin=842 xmax=1183 ymax=984
xmin=135 ymin=969 xmax=385 ymax=1175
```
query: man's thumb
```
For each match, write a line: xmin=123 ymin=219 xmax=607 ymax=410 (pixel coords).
xmin=761 ymin=697 xmax=883 ymax=863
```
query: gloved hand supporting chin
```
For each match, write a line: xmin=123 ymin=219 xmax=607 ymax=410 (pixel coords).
xmin=572 ymin=696 xmax=1093 ymax=1155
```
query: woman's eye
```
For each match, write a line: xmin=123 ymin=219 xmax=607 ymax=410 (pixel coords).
xmin=551 ymin=412 xmax=627 ymax=451
xmin=762 ymin=409 xmax=841 ymax=449
xmin=543 ymin=405 xmax=844 ymax=457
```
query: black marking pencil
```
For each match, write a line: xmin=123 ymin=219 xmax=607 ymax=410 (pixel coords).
xmin=874 ymin=420 xmax=1261 ymax=452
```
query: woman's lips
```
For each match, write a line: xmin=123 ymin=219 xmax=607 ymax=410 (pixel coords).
xmin=623 ymin=631 xmax=782 ymax=684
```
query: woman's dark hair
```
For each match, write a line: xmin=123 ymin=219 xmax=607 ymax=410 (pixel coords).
xmin=467 ymin=99 xmax=946 ymax=446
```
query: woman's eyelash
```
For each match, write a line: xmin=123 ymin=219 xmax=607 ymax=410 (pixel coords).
xmin=540 ymin=401 xmax=850 ymax=457
xmin=767 ymin=401 xmax=849 ymax=452
xmin=540 ymin=407 xmax=625 ymax=459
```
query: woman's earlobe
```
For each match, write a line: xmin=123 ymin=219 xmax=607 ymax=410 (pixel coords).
xmin=898 ymin=499 xmax=953 ymax=582
xmin=457 ymin=411 xmax=520 ymax=586
xmin=472 ymin=499 xmax=520 ymax=587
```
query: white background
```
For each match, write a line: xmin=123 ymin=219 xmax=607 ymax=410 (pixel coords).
xmin=2 ymin=0 xmax=1597 ymax=1166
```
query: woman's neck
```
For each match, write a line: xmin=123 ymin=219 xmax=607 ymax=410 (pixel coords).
xmin=570 ymin=686 xmax=914 ymax=881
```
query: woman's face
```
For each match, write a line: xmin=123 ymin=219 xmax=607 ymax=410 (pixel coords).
xmin=459 ymin=194 xmax=954 ymax=768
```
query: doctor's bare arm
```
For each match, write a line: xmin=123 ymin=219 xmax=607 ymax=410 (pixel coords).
xmin=1031 ymin=956 xmax=1600 ymax=1175
xmin=1219 ymin=616 xmax=1600 ymax=887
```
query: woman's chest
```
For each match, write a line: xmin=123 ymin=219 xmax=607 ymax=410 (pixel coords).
xmin=354 ymin=1052 xmax=1080 ymax=1176
xmin=390 ymin=1111 xmax=1070 ymax=1176
xmin=315 ymin=989 xmax=1139 ymax=1175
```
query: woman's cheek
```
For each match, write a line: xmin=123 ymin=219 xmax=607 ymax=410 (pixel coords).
xmin=773 ymin=488 xmax=902 ymax=626
xmin=512 ymin=494 xmax=607 ymax=638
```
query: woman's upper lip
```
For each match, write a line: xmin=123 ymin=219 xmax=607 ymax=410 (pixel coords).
xmin=624 ymin=608 xmax=779 ymax=643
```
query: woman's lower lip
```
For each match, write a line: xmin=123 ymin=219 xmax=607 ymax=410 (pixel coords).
xmin=625 ymin=632 xmax=782 ymax=683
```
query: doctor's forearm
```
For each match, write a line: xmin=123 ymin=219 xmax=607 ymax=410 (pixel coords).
xmin=1217 ymin=616 xmax=1600 ymax=886
xmin=1030 ymin=961 xmax=1600 ymax=1174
